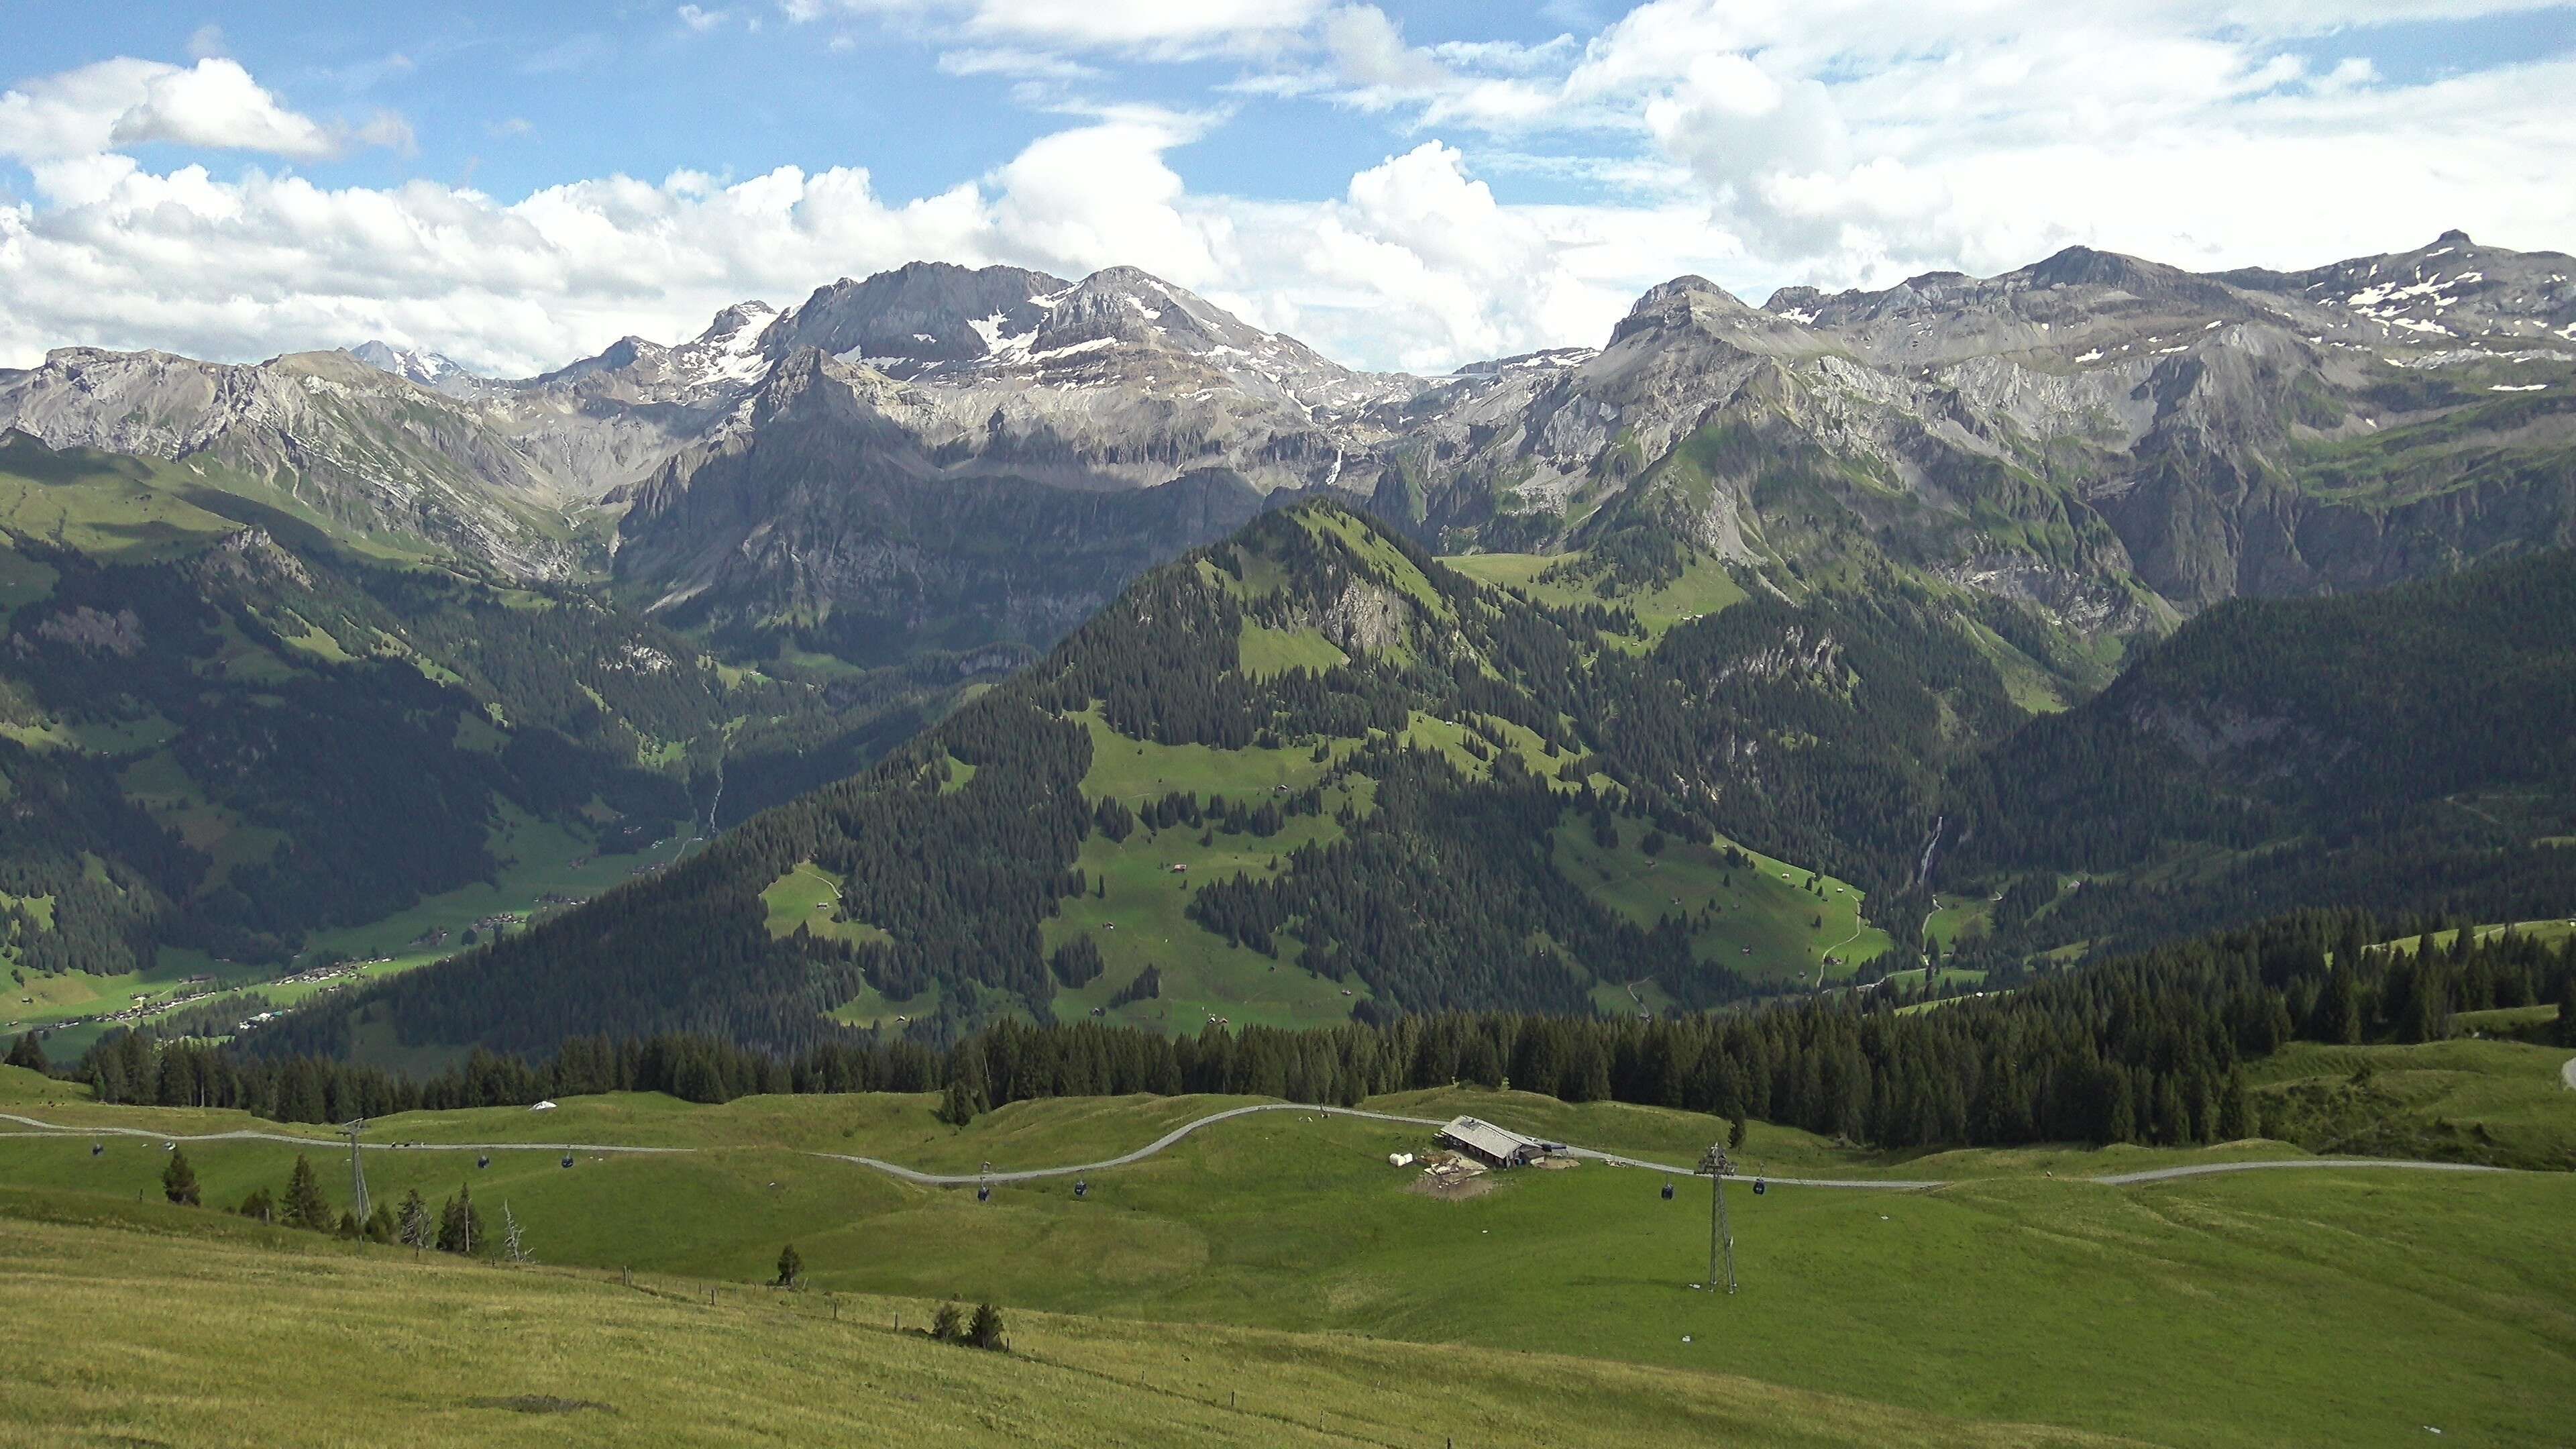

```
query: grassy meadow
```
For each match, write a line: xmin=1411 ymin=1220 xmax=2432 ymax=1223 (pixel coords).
xmin=0 ymin=1195 xmax=2133 ymax=1449
xmin=3 ymin=1055 xmax=2573 ymax=1447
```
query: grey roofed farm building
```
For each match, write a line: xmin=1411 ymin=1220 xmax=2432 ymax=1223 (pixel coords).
xmin=1436 ymin=1116 xmax=1557 ymax=1169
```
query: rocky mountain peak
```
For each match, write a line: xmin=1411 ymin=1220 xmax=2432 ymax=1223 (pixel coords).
xmin=347 ymin=339 xmax=480 ymax=390
xmin=762 ymin=261 xmax=1073 ymax=373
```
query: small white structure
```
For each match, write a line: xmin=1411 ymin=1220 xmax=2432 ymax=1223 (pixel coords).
xmin=529 ymin=1099 xmax=558 ymax=1112
xmin=1388 ymin=1152 xmax=1415 ymax=1168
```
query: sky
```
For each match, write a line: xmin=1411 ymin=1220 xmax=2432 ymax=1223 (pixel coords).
xmin=1 ymin=1 xmax=2571 ymax=376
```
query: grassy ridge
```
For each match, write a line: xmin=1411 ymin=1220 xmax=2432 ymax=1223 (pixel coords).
xmin=5 ymin=1069 xmax=2573 ymax=1446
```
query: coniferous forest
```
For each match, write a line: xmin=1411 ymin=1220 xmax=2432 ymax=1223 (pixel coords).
xmin=78 ymin=908 xmax=2576 ymax=1163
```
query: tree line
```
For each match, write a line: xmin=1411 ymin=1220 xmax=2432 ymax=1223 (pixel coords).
xmin=68 ymin=908 xmax=2576 ymax=1154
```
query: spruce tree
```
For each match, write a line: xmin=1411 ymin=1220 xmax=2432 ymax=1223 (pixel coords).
xmin=282 ymin=1154 xmax=331 ymax=1230
xmin=237 ymin=1187 xmax=276 ymax=1224
xmin=161 ymin=1147 xmax=200 ymax=1206
xmin=967 ymin=1302 xmax=1005 ymax=1351
xmin=4 ymin=1031 xmax=44 ymax=1072
xmin=2555 ymin=972 xmax=2576 ymax=1049
xmin=775 ymin=1243 xmax=803 ymax=1287
xmin=435 ymin=1187 xmax=487 ymax=1255
xmin=930 ymin=1301 xmax=964 ymax=1342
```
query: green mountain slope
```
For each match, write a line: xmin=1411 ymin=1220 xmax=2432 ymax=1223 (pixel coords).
xmin=266 ymin=500 xmax=2045 ymax=1059
xmin=1944 ymin=547 xmax=2576 ymax=953
xmin=0 ymin=435 xmax=915 ymax=998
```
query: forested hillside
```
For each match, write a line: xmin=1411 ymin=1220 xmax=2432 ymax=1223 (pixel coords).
xmin=1944 ymin=548 xmax=2576 ymax=953
xmin=0 ymin=433 xmax=902 ymax=981
xmin=258 ymin=500 xmax=2056 ymax=1061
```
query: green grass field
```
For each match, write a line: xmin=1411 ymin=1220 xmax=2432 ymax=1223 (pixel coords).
xmin=0 ymin=1195 xmax=2121 ymax=1449
xmin=5 ymin=1063 xmax=2573 ymax=1447
xmin=1442 ymin=549 xmax=1750 ymax=640
xmin=2246 ymin=1037 xmax=2576 ymax=1170
xmin=1557 ymin=814 xmax=1894 ymax=987
xmin=759 ymin=863 xmax=890 ymax=949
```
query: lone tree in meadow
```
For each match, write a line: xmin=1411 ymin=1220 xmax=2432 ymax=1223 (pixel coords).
xmin=967 ymin=1302 xmax=1006 ymax=1351
xmin=282 ymin=1154 xmax=333 ymax=1230
xmin=160 ymin=1146 xmax=200 ymax=1206
xmin=775 ymin=1243 xmax=803 ymax=1288
xmin=930 ymin=1301 xmax=963 ymax=1342
xmin=436 ymin=1185 xmax=487 ymax=1255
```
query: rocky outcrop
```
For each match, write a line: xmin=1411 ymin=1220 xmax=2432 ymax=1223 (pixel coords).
xmin=1319 ymin=579 xmax=1410 ymax=653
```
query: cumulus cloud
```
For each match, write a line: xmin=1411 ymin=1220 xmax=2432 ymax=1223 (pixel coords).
xmin=5 ymin=13 xmax=2573 ymax=379
xmin=0 ymin=57 xmax=395 ymax=163
xmin=0 ymin=64 xmax=1708 ymax=379
xmin=1293 ymin=0 xmax=2576 ymax=294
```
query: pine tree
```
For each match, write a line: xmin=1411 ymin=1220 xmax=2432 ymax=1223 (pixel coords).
xmin=2555 ymin=972 xmax=2576 ymax=1049
xmin=161 ymin=1147 xmax=201 ymax=1206
xmin=930 ymin=1300 xmax=964 ymax=1342
xmin=365 ymin=1201 xmax=396 ymax=1244
xmin=1727 ymin=1116 xmax=1748 ymax=1151
xmin=237 ymin=1187 xmax=276 ymax=1224
xmin=282 ymin=1153 xmax=332 ymax=1230
xmin=435 ymin=1186 xmax=487 ymax=1254
xmin=967 ymin=1302 xmax=1005 ymax=1351
xmin=4 ymin=1031 xmax=44 ymax=1072
xmin=775 ymin=1242 xmax=803 ymax=1287
xmin=936 ymin=1077 xmax=985 ymax=1126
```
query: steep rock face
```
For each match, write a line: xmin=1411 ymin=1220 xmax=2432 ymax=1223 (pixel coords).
xmin=612 ymin=350 xmax=1275 ymax=664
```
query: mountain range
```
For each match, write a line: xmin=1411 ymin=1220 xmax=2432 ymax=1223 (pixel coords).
xmin=2 ymin=230 xmax=2571 ymax=1059
xmin=4 ymin=231 xmax=2565 ymax=674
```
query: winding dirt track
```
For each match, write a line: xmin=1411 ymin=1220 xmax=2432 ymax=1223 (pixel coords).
xmin=0 ymin=1105 xmax=2528 ymax=1192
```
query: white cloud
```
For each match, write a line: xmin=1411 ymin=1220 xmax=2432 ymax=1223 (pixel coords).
xmin=185 ymin=25 xmax=228 ymax=61
xmin=1285 ymin=1 xmax=2576 ymax=296
xmin=677 ymin=5 xmax=731 ymax=32
xmin=989 ymin=115 xmax=1228 ymax=286
xmin=0 ymin=57 xmax=385 ymax=163
xmin=935 ymin=47 xmax=1102 ymax=79
xmin=789 ymin=0 xmax=1328 ymax=54
xmin=5 ymin=19 xmax=2573 ymax=380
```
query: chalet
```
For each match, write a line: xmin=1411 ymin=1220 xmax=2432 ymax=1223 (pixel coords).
xmin=1436 ymin=1116 xmax=1561 ymax=1170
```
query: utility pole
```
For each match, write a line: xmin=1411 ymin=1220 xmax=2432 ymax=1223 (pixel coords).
xmin=342 ymin=1118 xmax=370 ymax=1223
xmin=1696 ymin=1143 xmax=1737 ymax=1294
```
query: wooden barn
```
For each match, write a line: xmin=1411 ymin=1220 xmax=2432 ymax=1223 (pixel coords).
xmin=1436 ymin=1116 xmax=1559 ymax=1169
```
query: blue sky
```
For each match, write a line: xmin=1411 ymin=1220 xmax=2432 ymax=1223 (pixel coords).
xmin=2 ymin=1 xmax=2571 ymax=374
